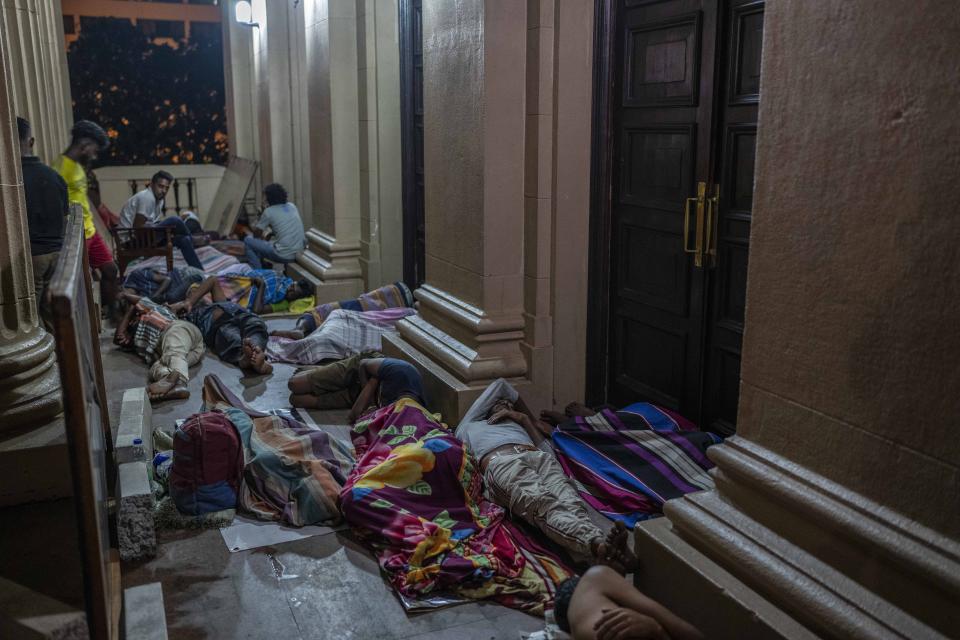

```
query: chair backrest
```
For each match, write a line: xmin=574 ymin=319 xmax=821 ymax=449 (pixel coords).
xmin=202 ymin=156 xmax=258 ymax=236
xmin=109 ymin=226 xmax=174 ymax=278
xmin=49 ymin=205 xmax=118 ymax=639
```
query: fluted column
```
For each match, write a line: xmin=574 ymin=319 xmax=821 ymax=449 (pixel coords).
xmin=0 ymin=27 xmax=62 ymax=431
xmin=0 ymin=0 xmax=73 ymax=163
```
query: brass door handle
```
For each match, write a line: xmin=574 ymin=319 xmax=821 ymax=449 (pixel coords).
xmin=705 ymin=184 xmax=719 ymax=266
xmin=683 ymin=181 xmax=707 ymax=267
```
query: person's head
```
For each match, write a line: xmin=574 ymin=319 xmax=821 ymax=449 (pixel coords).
xmin=285 ymin=279 xmax=312 ymax=302
xmin=16 ymin=117 xmax=34 ymax=156
xmin=263 ymin=183 xmax=288 ymax=207
xmin=68 ymin=120 xmax=109 ymax=164
xmin=487 ymin=398 xmax=515 ymax=420
xmin=552 ymin=577 xmax=580 ymax=634
xmin=150 ymin=170 xmax=174 ymax=201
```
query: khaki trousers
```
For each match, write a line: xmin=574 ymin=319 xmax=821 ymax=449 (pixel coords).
xmin=484 ymin=449 xmax=604 ymax=560
xmin=150 ymin=320 xmax=205 ymax=384
xmin=32 ymin=251 xmax=59 ymax=332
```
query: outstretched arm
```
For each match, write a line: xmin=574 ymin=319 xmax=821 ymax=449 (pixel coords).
xmin=113 ymin=302 xmax=138 ymax=346
xmin=348 ymin=377 xmax=379 ymax=424
xmin=169 ymin=276 xmax=218 ymax=314
xmin=152 ymin=274 xmax=172 ymax=301
xmin=250 ymin=277 xmax=267 ymax=314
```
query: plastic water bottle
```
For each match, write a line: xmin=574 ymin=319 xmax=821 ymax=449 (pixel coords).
xmin=153 ymin=452 xmax=173 ymax=482
xmin=132 ymin=437 xmax=144 ymax=461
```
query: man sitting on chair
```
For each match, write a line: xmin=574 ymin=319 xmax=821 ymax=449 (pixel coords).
xmin=119 ymin=170 xmax=203 ymax=270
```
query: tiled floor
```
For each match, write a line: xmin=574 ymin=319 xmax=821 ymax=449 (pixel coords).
xmin=107 ymin=317 xmax=546 ymax=639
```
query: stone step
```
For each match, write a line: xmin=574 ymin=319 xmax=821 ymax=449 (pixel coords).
xmin=0 ymin=417 xmax=71 ymax=506
xmin=0 ymin=576 xmax=88 ymax=639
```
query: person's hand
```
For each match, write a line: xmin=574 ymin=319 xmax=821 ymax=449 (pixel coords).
xmin=540 ymin=409 xmax=566 ymax=426
xmin=489 ymin=408 xmax=526 ymax=425
xmin=594 ymin=608 xmax=669 ymax=640
xmin=113 ymin=330 xmax=131 ymax=347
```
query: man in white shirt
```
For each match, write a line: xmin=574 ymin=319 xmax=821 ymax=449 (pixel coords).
xmin=243 ymin=183 xmax=306 ymax=269
xmin=119 ymin=170 xmax=203 ymax=269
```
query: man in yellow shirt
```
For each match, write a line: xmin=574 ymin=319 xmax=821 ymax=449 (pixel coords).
xmin=55 ymin=120 xmax=120 ymax=319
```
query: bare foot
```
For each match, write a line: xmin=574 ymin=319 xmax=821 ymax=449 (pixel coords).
xmin=598 ymin=521 xmax=639 ymax=574
xmin=565 ymin=401 xmax=595 ymax=417
xmin=246 ymin=344 xmax=273 ymax=375
xmin=148 ymin=372 xmax=190 ymax=401
xmin=270 ymin=329 xmax=304 ymax=340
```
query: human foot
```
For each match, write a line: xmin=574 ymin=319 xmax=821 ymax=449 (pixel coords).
xmin=601 ymin=521 xmax=639 ymax=574
xmin=147 ymin=372 xmax=190 ymax=401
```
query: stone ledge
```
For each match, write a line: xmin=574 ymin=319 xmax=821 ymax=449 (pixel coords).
xmin=633 ymin=517 xmax=815 ymax=640
xmin=0 ymin=576 xmax=88 ymax=640
xmin=0 ymin=417 xmax=71 ymax=506
xmin=123 ymin=582 xmax=168 ymax=640
xmin=117 ymin=462 xmax=156 ymax=561
xmin=115 ymin=388 xmax=152 ymax=465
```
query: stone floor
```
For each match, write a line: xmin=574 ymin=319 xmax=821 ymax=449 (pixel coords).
xmin=104 ymin=316 xmax=548 ymax=640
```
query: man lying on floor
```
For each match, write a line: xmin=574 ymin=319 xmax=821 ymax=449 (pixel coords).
xmin=271 ymin=281 xmax=414 ymax=340
xmin=286 ymin=350 xmax=383 ymax=409
xmin=122 ymin=265 xmax=206 ymax=304
xmin=169 ymin=276 xmax=272 ymax=375
xmin=113 ymin=292 xmax=204 ymax=401
xmin=554 ymin=564 xmax=703 ymax=640
xmin=215 ymin=269 xmax=312 ymax=314
xmin=454 ymin=379 xmax=637 ymax=572
xmin=339 ymin=359 xmax=576 ymax=614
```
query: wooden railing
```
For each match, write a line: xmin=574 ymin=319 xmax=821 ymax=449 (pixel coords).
xmin=49 ymin=205 xmax=119 ymax=639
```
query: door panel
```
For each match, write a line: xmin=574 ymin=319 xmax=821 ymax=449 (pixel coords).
xmin=608 ymin=0 xmax=717 ymax=412
xmin=603 ymin=0 xmax=762 ymax=433
xmin=701 ymin=0 xmax=763 ymax=434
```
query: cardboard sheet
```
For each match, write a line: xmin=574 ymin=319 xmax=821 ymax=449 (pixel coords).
xmin=220 ymin=515 xmax=347 ymax=553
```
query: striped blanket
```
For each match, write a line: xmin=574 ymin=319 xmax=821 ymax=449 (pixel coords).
xmin=268 ymin=307 xmax=417 ymax=364
xmin=551 ymin=404 xmax=722 ymax=528
xmin=127 ymin=245 xmax=240 ymax=276
xmin=201 ymin=375 xmax=355 ymax=526
xmin=300 ymin=281 xmax=415 ymax=334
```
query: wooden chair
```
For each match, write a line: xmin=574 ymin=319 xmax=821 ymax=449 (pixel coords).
xmin=109 ymin=225 xmax=174 ymax=278
xmin=50 ymin=206 xmax=120 ymax=638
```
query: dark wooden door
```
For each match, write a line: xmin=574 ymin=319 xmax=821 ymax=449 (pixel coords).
xmin=606 ymin=0 xmax=719 ymax=412
xmin=701 ymin=0 xmax=763 ymax=434
xmin=595 ymin=0 xmax=763 ymax=434
xmin=400 ymin=0 xmax=425 ymax=288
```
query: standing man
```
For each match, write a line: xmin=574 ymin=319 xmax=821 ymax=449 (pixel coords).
xmin=55 ymin=120 xmax=121 ymax=320
xmin=243 ymin=183 xmax=305 ymax=269
xmin=119 ymin=171 xmax=203 ymax=269
xmin=17 ymin=117 xmax=68 ymax=330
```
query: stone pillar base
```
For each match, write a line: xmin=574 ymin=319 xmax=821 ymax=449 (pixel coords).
xmin=0 ymin=329 xmax=62 ymax=432
xmin=290 ymin=229 xmax=363 ymax=303
xmin=383 ymin=285 xmax=530 ymax=423
xmin=636 ymin=437 xmax=959 ymax=639
xmin=382 ymin=333 xmax=531 ymax=426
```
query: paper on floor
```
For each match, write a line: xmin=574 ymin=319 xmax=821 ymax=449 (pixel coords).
xmin=220 ymin=515 xmax=347 ymax=552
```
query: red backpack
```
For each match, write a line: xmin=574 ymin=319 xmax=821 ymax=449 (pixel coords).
xmin=169 ymin=411 xmax=244 ymax=515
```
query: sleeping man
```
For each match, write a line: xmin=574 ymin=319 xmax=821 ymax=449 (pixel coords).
xmin=454 ymin=379 xmax=637 ymax=571
xmin=170 ymin=276 xmax=272 ymax=375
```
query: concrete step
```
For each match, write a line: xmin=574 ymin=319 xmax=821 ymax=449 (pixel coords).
xmin=0 ymin=577 xmax=88 ymax=639
xmin=0 ymin=417 xmax=71 ymax=507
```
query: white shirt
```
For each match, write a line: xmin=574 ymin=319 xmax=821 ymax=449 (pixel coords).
xmin=119 ymin=188 xmax=165 ymax=228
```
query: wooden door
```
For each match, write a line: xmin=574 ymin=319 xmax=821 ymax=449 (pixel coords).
xmin=592 ymin=0 xmax=763 ymax=434
xmin=605 ymin=0 xmax=719 ymax=412
xmin=400 ymin=0 xmax=426 ymax=288
xmin=701 ymin=0 xmax=763 ymax=434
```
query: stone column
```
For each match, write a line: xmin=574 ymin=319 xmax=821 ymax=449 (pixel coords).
xmin=0 ymin=24 xmax=62 ymax=432
xmin=357 ymin=0 xmax=403 ymax=288
xmin=633 ymin=2 xmax=960 ymax=637
xmin=383 ymin=0 xmax=529 ymax=421
xmin=291 ymin=0 xmax=363 ymax=300
xmin=0 ymin=0 xmax=73 ymax=163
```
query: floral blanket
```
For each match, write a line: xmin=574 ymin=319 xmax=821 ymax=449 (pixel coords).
xmin=340 ymin=399 xmax=572 ymax=615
